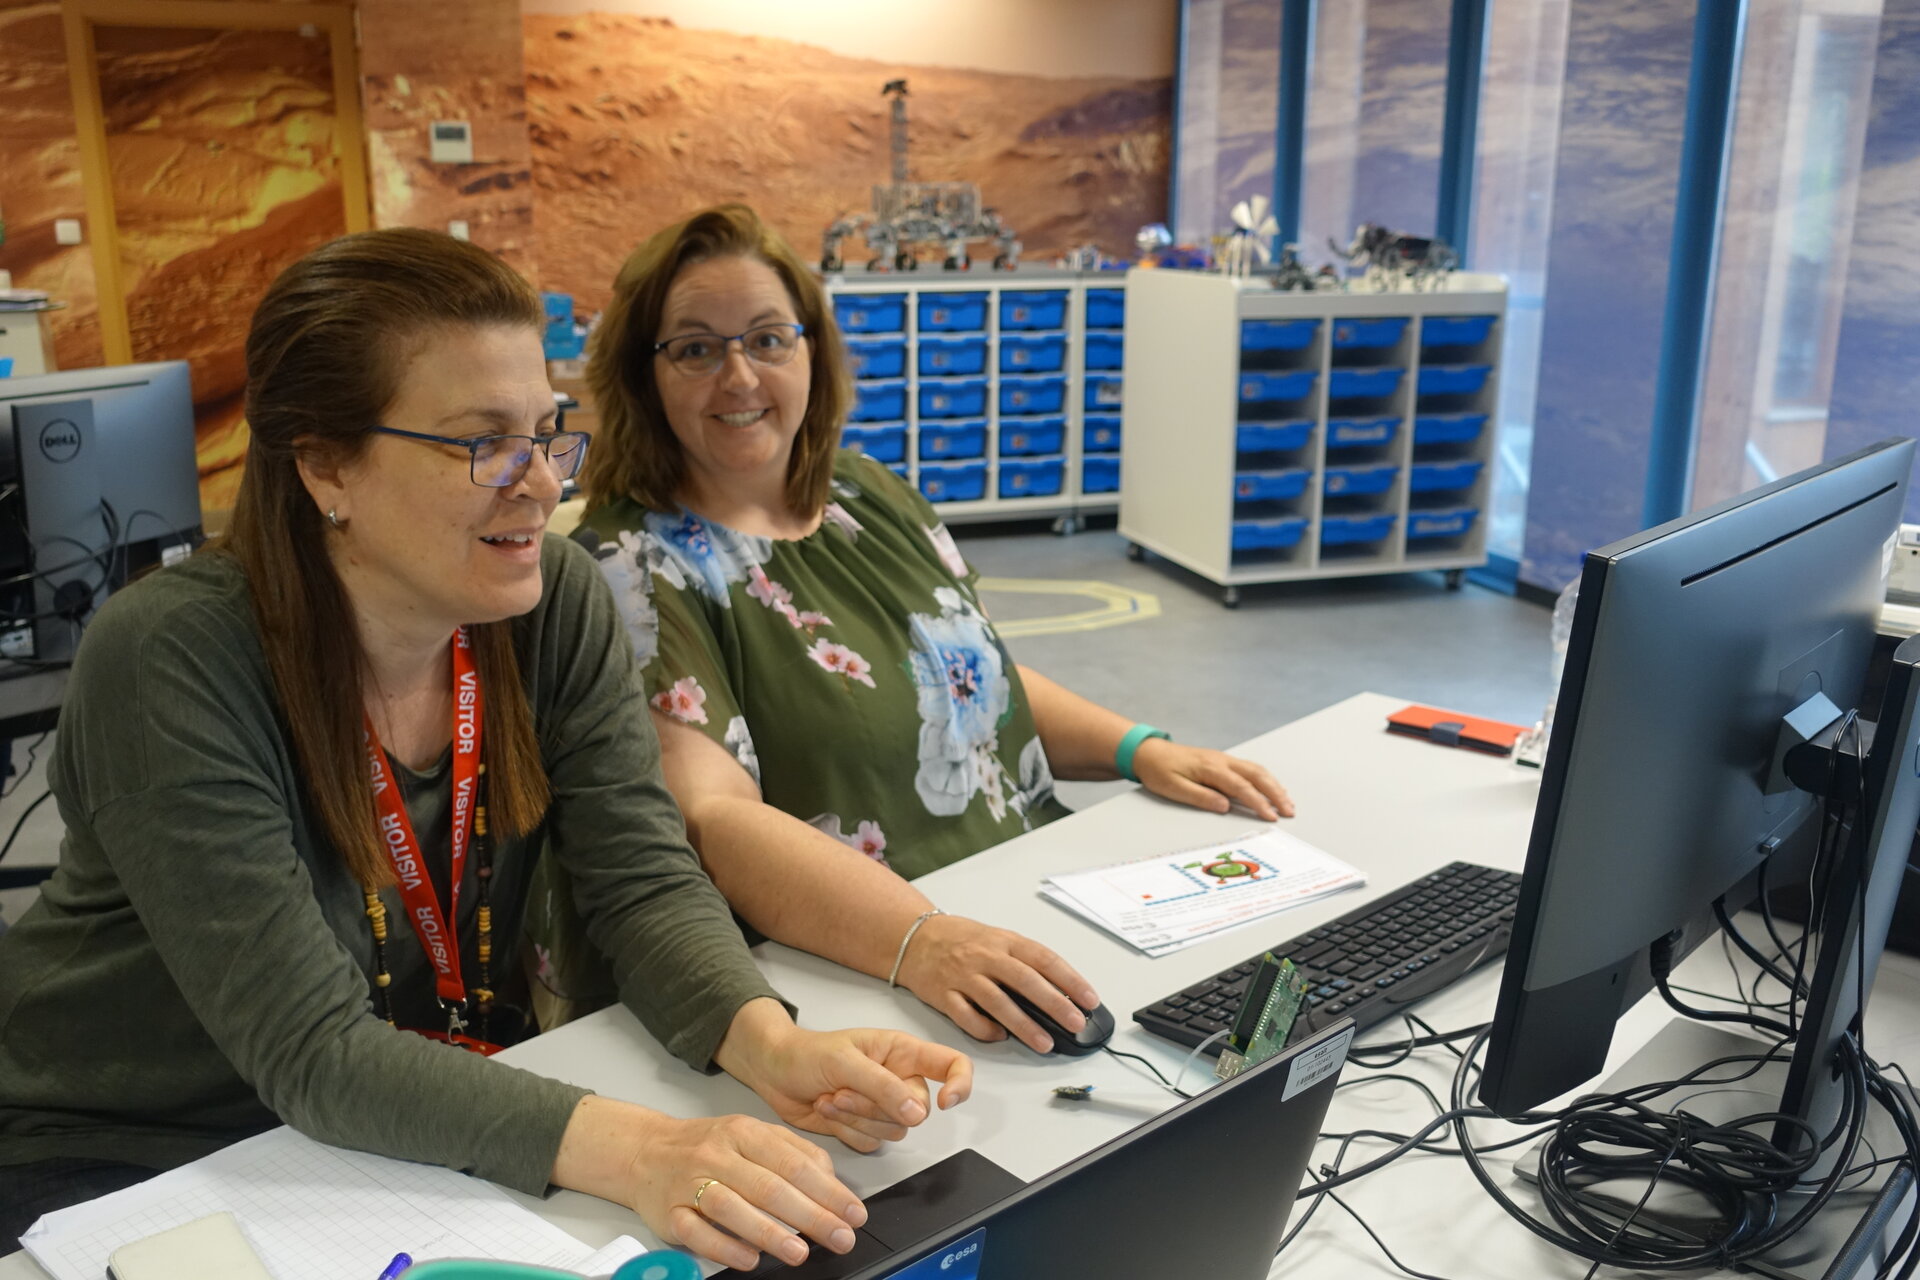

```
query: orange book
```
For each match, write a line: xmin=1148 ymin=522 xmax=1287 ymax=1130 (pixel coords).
xmin=1385 ymin=704 xmax=1527 ymax=756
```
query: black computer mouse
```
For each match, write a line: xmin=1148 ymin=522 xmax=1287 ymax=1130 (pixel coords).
xmin=998 ymin=986 xmax=1115 ymax=1056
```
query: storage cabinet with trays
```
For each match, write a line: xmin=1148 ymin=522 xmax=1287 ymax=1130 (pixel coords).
xmin=824 ymin=271 xmax=1130 ymax=526
xmin=1117 ymin=268 xmax=1505 ymax=605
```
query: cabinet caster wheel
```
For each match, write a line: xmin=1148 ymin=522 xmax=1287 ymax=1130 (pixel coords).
xmin=1222 ymin=586 xmax=1241 ymax=608
xmin=1050 ymin=516 xmax=1079 ymax=536
xmin=1126 ymin=542 xmax=1145 ymax=562
xmin=1445 ymin=569 xmax=1465 ymax=591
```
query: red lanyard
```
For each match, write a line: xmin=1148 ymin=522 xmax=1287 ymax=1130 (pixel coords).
xmin=364 ymin=628 xmax=484 ymax=1021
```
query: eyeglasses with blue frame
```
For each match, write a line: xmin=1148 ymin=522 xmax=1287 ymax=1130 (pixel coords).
xmin=366 ymin=426 xmax=593 ymax=488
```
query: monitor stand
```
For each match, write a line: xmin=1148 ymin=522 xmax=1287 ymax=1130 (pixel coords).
xmin=1512 ymin=1019 xmax=1915 ymax=1280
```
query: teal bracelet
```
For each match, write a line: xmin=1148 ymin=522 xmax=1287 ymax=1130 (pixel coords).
xmin=1115 ymin=723 xmax=1171 ymax=782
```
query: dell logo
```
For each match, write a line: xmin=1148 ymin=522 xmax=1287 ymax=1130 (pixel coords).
xmin=39 ymin=419 xmax=81 ymax=463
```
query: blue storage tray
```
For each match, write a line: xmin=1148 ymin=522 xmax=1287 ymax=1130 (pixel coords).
xmin=1328 ymin=367 xmax=1405 ymax=399
xmin=918 ymin=421 xmax=987 ymax=461
xmin=1000 ymin=290 xmax=1068 ymax=331
xmin=889 ymin=462 xmax=910 ymax=479
xmin=1235 ymin=419 xmax=1313 ymax=453
xmin=917 ymin=293 xmax=989 ymax=333
xmin=1232 ymin=517 xmax=1309 ymax=551
xmin=1331 ymin=317 xmax=1409 ymax=349
xmin=1083 ymin=414 xmax=1123 ymax=453
xmin=1409 ymin=459 xmax=1485 ymax=493
xmin=834 ymin=293 xmax=907 ymax=334
xmin=1084 ymin=332 xmax=1125 ymax=371
xmin=543 ymin=326 xmax=584 ymax=361
xmin=541 ymin=291 xmax=573 ymax=322
xmin=1001 ymin=376 xmax=1068 ymax=416
xmin=846 ymin=338 xmax=907 ymax=380
xmin=1083 ymin=456 xmax=1121 ymax=493
xmin=1241 ymin=319 xmax=1320 ymax=351
xmin=1086 ymin=288 xmax=1126 ymax=329
xmin=919 ymin=377 xmax=989 ymax=419
xmin=919 ymin=461 xmax=987 ymax=503
xmin=850 ymin=378 xmax=908 ymax=422
xmin=840 ymin=423 xmax=906 ymax=464
xmin=1422 ymin=315 xmax=1497 ymax=347
xmin=1000 ymin=417 xmax=1065 ymax=456
xmin=1001 ymin=334 xmax=1068 ymax=374
xmin=1321 ymin=513 xmax=1398 ymax=546
xmin=1408 ymin=507 xmax=1480 ymax=539
xmin=1414 ymin=412 xmax=1488 ymax=446
xmin=999 ymin=457 xmax=1066 ymax=498
xmin=1418 ymin=364 xmax=1493 ymax=396
xmin=918 ymin=336 xmax=988 ymax=376
xmin=1085 ymin=375 xmax=1125 ymax=411
xmin=1324 ymin=463 xmax=1399 ymax=497
xmin=1234 ymin=468 xmax=1310 ymax=502
xmin=1239 ymin=370 xmax=1316 ymax=403
xmin=1328 ymin=416 xmax=1400 ymax=448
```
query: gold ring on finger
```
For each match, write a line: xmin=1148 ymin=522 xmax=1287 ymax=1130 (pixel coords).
xmin=693 ymin=1177 xmax=720 ymax=1213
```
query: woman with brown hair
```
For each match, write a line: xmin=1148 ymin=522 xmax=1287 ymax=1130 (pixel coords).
xmin=542 ymin=204 xmax=1291 ymax=1057
xmin=0 ymin=228 xmax=970 ymax=1274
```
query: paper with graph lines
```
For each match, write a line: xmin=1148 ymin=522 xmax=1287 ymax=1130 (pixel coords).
xmin=19 ymin=1125 xmax=633 ymax=1280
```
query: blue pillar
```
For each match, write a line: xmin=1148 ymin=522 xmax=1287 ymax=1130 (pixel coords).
xmin=1643 ymin=0 xmax=1748 ymax=527
xmin=1273 ymin=0 xmax=1314 ymax=246
xmin=1436 ymin=0 xmax=1489 ymax=260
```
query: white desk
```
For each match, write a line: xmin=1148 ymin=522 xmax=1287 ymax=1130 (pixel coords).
xmin=8 ymin=692 xmax=1917 ymax=1278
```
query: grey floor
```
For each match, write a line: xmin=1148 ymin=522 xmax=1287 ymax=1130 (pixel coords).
xmin=0 ymin=526 xmax=1553 ymax=926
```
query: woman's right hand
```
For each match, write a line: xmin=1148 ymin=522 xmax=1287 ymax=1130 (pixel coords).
xmin=893 ymin=914 xmax=1101 ymax=1053
xmin=555 ymin=1095 xmax=865 ymax=1272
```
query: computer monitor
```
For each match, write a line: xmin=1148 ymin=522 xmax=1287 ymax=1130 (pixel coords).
xmin=1479 ymin=438 xmax=1917 ymax=1196
xmin=0 ymin=362 xmax=201 ymax=661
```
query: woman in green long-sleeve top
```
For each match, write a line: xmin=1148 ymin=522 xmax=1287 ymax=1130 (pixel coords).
xmin=0 ymin=229 xmax=970 ymax=1273
xmin=530 ymin=204 xmax=1296 ymax=1058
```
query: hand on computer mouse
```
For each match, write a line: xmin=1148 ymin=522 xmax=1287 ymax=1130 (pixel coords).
xmin=891 ymin=913 xmax=1102 ymax=1054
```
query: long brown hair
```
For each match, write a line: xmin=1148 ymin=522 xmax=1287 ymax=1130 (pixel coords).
xmin=226 ymin=228 xmax=550 ymax=887
xmin=581 ymin=203 xmax=851 ymax=515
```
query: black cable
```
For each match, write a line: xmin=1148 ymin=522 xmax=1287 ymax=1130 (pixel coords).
xmin=2 ymin=731 xmax=47 ymax=799
xmin=1100 ymin=1046 xmax=1190 ymax=1098
xmin=0 ymin=788 xmax=53 ymax=865
xmin=1324 ymin=1189 xmax=1461 ymax=1280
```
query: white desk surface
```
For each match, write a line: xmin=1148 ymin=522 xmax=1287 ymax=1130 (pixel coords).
xmin=9 ymin=692 xmax=1917 ymax=1278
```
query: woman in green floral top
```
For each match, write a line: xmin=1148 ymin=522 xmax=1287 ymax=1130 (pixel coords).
xmin=545 ymin=205 xmax=1292 ymax=1054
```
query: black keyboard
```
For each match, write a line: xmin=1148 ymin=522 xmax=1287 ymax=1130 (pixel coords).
xmin=1132 ymin=860 xmax=1523 ymax=1052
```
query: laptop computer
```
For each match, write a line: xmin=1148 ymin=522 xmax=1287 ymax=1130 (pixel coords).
xmin=719 ymin=1019 xmax=1355 ymax=1280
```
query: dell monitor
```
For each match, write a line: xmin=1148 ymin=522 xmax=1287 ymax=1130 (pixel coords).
xmin=0 ymin=362 xmax=201 ymax=661
xmin=1478 ymin=437 xmax=1918 ymax=1274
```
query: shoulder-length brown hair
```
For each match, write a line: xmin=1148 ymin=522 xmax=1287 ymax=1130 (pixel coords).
xmin=581 ymin=204 xmax=851 ymax=516
xmin=223 ymin=228 xmax=550 ymax=888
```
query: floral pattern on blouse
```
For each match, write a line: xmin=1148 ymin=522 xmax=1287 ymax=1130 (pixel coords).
xmin=575 ymin=450 xmax=1069 ymax=884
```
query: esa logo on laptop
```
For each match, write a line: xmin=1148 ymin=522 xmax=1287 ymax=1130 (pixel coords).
xmin=886 ymin=1227 xmax=986 ymax=1280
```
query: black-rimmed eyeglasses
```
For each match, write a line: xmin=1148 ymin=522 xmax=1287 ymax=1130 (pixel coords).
xmin=367 ymin=426 xmax=592 ymax=488
xmin=653 ymin=323 xmax=805 ymax=377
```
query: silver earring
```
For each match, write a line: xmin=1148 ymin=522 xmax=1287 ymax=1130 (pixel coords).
xmin=327 ymin=509 xmax=343 ymax=528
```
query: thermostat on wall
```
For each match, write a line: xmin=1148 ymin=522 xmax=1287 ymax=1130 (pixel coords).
xmin=429 ymin=120 xmax=473 ymax=164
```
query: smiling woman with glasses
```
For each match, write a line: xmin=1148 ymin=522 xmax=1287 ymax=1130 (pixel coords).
xmin=0 ymin=228 xmax=974 ymax=1273
xmin=538 ymin=204 xmax=1292 ymax=1071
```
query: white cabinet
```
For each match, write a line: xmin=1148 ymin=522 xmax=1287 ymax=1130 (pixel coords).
xmin=0 ymin=308 xmax=57 ymax=378
xmin=1118 ymin=269 xmax=1507 ymax=605
xmin=825 ymin=272 xmax=1127 ymax=526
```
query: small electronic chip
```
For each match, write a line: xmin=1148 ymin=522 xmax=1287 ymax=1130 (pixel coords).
xmin=1052 ymin=1084 xmax=1096 ymax=1100
xmin=1214 ymin=954 xmax=1308 ymax=1081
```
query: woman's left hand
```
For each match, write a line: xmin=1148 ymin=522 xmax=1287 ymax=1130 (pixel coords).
xmin=718 ymin=1001 xmax=974 ymax=1153
xmin=1130 ymin=739 xmax=1295 ymax=820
